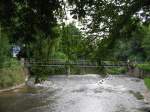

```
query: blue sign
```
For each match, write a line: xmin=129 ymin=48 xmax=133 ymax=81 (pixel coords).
xmin=12 ymin=45 xmax=21 ymax=57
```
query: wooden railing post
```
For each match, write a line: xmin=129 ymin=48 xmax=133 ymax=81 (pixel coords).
xmin=67 ymin=65 xmax=71 ymax=75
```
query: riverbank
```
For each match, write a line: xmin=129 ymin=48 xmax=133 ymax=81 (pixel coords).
xmin=144 ymin=78 xmax=150 ymax=90
xmin=0 ymin=83 xmax=25 ymax=93
xmin=0 ymin=59 xmax=27 ymax=92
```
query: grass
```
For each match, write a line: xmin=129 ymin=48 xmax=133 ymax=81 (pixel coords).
xmin=0 ymin=59 xmax=26 ymax=89
xmin=136 ymin=63 xmax=150 ymax=72
xmin=144 ymin=77 xmax=150 ymax=90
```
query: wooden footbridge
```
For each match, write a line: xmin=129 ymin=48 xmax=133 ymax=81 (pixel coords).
xmin=25 ymin=59 xmax=128 ymax=68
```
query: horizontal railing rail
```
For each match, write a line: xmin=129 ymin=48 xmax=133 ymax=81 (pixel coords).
xmin=25 ymin=59 xmax=128 ymax=68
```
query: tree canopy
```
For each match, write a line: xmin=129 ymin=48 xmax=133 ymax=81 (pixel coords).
xmin=0 ymin=0 xmax=150 ymax=61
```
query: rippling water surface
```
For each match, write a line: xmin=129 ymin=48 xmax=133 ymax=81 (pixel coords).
xmin=0 ymin=75 xmax=150 ymax=112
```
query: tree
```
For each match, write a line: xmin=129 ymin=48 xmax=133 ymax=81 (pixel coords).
xmin=0 ymin=0 xmax=149 ymax=60
xmin=0 ymin=26 xmax=10 ymax=68
xmin=0 ymin=0 xmax=62 ymax=60
xmin=141 ymin=25 xmax=150 ymax=60
xmin=28 ymin=26 xmax=61 ymax=60
xmin=67 ymin=0 xmax=150 ymax=50
xmin=59 ymin=24 xmax=86 ymax=61
xmin=101 ymin=24 xmax=150 ymax=62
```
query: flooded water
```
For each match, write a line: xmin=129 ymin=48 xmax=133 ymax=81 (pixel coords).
xmin=0 ymin=75 xmax=150 ymax=112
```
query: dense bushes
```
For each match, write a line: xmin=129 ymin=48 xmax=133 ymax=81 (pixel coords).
xmin=105 ymin=67 xmax=127 ymax=75
xmin=0 ymin=29 xmax=26 ymax=89
xmin=135 ymin=63 xmax=150 ymax=89
xmin=144 ymin=78 xmax=150 ymax=90
xmin=136 ymin=63 xmax=150 ymax=72
xmin=0 ymin=31 xmax=10 ymax=68
xmin=0 ymin=59 xmax=26 ymax=89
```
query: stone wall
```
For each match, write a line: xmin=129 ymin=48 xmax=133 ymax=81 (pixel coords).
xmin=128 ymin=67 xmax=150 ymax=78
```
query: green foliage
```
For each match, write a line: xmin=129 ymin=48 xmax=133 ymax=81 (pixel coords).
xmin=29 ymin=32 xmax=50 ymax=60
xmin=0 ymin=0 xmax=61 ymax=43
xmin=53 ymin=52 xmax=67 ymax=61
xmin=0 ymin=27 xmax=25 ymax=88
xmin=28 ymin=28 xmax=62 ymax=78
xmin=144 ymin=78 xmax=150 ymax=90
xmin=68 ymin=0 xmax=149 ymax=40
xmin=95 ymin=38 xmax=113 ymax=60
xmin=0 ymin=29 xmax=10 ymax=68
xmin=136 ymin=63 xmax=150 ymax=72
xmin=0 ymin=0 xmax=149 ymax=78
xmin=141 ymin=25 xmax=150 ymax=60
xmin=27 ymin=26 xmax=60 ymax=59
xmin=60 ymin=24 xmax=86 ymax=60
xmin=113 ymin=39 xmax=131 ymax=60
xmin=0 ymin=59 xmax=25 ymax=89
xmin=100 ymin=24 xmax=150 ymax=62
xmin=105 ymin=67 xmax=127 ymax=75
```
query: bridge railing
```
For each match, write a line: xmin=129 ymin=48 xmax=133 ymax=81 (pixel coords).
xmin=100 ymin=61 xmax=127 ymax=66
xmin=25 ymin=59 xmax=127 ymax=67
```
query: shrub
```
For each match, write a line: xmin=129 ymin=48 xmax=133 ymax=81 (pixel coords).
xmin=144 ymin=78 xmax=150 ymax=90
xmin=0 ymin=59 xmax=26 ymax=89
xmin=105 ymin=67 xmax=127 ymax=75
xmin=136 ymin=63 xmax=150 ymax=72
xmin=0 ymin=31 xmax=10 ymax=68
